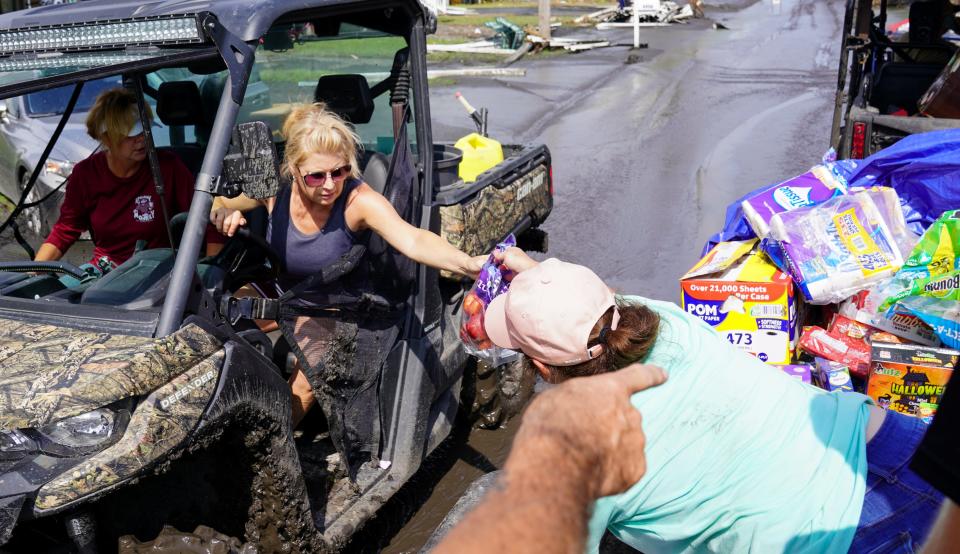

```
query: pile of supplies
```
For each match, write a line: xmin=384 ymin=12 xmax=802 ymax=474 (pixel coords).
xmin=683 ymin=131 xmax=960 ymax=423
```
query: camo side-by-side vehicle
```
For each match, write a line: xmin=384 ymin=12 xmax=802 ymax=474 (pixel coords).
xmin=0 ymin=0 xmax=553 ymax=551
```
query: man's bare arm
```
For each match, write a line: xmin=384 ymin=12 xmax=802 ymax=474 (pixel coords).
xmin=434 ymin=363 xmax=667 ymax=554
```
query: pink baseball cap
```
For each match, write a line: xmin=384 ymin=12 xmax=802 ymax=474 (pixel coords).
xmin=484 ymin=258 xmax=620 ymax=366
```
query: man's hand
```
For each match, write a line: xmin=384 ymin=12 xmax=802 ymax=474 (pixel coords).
xmin=434 ymin=363 xmax=666 ymax=554
xmin=509 ymin=363 xmax=667 ymax=499
xmin=210 ymin=207 xmax=246 ymax=237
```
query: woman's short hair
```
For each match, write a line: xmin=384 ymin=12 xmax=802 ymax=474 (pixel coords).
xmin=281 ymin=103 xmax=361 ymax=180
xmin=85 ymin=88 xmax=152 ymax=149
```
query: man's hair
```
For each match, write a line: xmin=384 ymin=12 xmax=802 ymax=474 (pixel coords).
xmin=281 ymin=102 xmax=361 ymax=181
xmin=85 ymin=88 xmax=151 ymax=149
xmin=548 ymin=300 xmax=661 ymax=379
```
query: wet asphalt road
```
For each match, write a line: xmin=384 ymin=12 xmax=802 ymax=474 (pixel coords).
xmin=381 ymin=0 xmax=844 ymax=550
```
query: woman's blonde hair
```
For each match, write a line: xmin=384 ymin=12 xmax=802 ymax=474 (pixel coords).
xmin=85 ymin=88 xmax=151 ymax=149
xmin=281 ymin=103 xmax=361 ymax=180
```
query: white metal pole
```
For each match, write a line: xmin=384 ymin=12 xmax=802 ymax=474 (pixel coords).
xmin=633 ymin=0 xmax=640 ymax=48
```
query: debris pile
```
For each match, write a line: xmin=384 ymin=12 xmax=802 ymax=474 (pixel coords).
xmin=577 ymin=1 xmax=697 ymax=28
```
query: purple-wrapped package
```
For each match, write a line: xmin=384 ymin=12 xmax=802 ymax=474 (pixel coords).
xmin=776 ymin=364 xmax=813 ymax=384
xmin=741 ymin=165 xmax=848 ymax=238
xmin=766 ymin=188 xmax=909 ymax=305
xmin=460 ymin=235 xmax=517 ymax=364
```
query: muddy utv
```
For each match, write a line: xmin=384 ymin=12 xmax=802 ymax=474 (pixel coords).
xmin=0 ymin=0 xmax=553 ymax=551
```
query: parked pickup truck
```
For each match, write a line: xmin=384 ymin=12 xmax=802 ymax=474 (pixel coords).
xmin=831 ymin=0 xmax=960 ymax=158
xmin=0 ymin=0 xmax=552 ymax=551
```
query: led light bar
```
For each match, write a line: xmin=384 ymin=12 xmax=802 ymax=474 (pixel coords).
xmin=0 ymin=51 xmax=155 ymax=72
xmin=0 ymin=15 xmax=204 ymax=56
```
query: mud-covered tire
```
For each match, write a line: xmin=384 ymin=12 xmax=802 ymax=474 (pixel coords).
xmin=462 ymin=355 xmax=536 ymax=429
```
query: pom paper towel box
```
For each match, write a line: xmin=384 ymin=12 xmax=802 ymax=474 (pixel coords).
xmin=681 ymin=240 xmax=799 ymax=364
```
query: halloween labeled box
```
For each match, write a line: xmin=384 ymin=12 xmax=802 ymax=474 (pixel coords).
xmin=681 ymin=240 xmax=798 ymax=364
xmin=868 ymin=343 xmax=958 ymax=422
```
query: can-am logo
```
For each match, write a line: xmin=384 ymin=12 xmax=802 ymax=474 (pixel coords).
xmin=160 ymin=369 xmax=217 ymax=410
xmin=773 ymin=186 xmax=813 ymax=210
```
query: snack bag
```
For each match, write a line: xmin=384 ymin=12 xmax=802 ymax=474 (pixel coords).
xmin=901 ymin=210 xmax=960 ymax=276
xmin=459 ymin=235 xmax=517 ymax=364
xmin=766 ymin=188 xmax=910 ymax=304
xmin=799 ymin=326 xmax=872 ymax=378
xmin=893 ymin=296 xmax=960 ymax=350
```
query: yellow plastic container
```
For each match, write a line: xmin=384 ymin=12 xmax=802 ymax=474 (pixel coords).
xmin=454 ymin=133 xmax=503 ymax=183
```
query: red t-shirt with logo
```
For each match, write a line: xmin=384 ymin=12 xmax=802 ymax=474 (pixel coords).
xmin=45 ymin=150 xmax=197 ymax=265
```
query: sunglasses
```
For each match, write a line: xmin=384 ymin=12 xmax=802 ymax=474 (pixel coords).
xmin=300 ymin=165 xmax=351 ymax=186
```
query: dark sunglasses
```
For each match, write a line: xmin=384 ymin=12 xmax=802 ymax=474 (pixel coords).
xmin=301 ymin=165 xmax=351 ymax=186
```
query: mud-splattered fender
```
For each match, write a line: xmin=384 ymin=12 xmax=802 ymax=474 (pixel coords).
xmin=33 ymin=349 xmax=226 ymax=512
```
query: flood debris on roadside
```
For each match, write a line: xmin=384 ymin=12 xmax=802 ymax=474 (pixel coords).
xmin=581 ymin=1 xmax=699 ymax=28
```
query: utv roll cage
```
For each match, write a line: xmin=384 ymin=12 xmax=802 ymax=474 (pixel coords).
xmin=0 ymin=0 xmax=437 ymax=338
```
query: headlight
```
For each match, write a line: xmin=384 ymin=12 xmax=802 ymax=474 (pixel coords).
xmin=43 ymin=159 xmax=74 ymax=179
xmin=0 ymin=406 xmax=129 ymax=462
xmin=38 ymin=409 xmax=115 ymax=450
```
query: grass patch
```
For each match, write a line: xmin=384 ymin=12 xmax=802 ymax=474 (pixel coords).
xmin=258 ymin=36 xmax=406 ymax=60
xmin=426 ymin=52 xmax=511 ymax=64
xmin=428 ymin=76 xmax=460 ymax=87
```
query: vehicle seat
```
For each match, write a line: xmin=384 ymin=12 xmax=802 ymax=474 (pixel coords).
xmin=314 ymin=74 xmax=375 ymax=124
xmin=869 ymin=63 xmax=944 ymax=114
xmin=314 ymin=74 xmax=390 ymax=193
xmin=361 ymin=151 xmax=390 ymax=195
xmin=156 ymin=81 xmax=205 ymax=174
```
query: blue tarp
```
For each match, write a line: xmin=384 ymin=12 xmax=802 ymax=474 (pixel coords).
xmin=703 ymin=129 xmax=960 ymax=255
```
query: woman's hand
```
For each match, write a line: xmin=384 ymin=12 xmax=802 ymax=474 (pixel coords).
xmin=465 ymin=255 xmax=487 ymax=279
xmin=210 ymin=207 xmax=247 ymax=237
xmin=494 ymin=247 xmax=538 ymax=277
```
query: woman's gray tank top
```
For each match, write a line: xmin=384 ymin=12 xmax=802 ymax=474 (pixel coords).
xmin=267 ymin=178 xmax=360 ymax=285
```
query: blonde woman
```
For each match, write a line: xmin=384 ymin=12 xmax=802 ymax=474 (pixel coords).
xmin=211 ymin=102 xmax=485 ymax=425
xmin=36 ymin=88 xmax=197 ymax=265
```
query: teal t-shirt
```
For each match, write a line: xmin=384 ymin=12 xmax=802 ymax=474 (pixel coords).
xmin=586 ymin=296 xmax=872 ymax=553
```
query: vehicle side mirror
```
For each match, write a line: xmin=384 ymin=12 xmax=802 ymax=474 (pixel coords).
xmin=220 ymin=121 xmax=281 ymax=200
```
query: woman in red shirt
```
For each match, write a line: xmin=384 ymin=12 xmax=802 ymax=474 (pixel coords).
xmin=35 ymin=88 xmax=195 ymax=266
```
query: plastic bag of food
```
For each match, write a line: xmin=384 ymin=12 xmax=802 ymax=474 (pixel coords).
xmin=459 ymin=235 xmax=517 ymax=364
xmin=766 ymin=188 xmax=911 ymax=304
xmin=900 ymin=209 xmax=960 ymax=276
xmin=892 ymin=295 xmax=960 ymax=350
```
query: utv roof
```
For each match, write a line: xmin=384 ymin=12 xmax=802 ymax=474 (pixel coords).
xmin=0 ymin=0 xmax=427 ymax=42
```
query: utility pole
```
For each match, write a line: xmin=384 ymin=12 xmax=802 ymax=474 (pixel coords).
xmin=539 ymin=0 xmax=551 ymax=42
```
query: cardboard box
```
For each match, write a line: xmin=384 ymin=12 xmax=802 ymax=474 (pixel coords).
xmin=919 ymin=50 xmax=960 ymax=119
xmin=777 ymin=364 xmax=812 ymax=384
xmin=681 ymin=240 xmax=798 ymax=364
xmin=814 ymin=357 xmax=854 ymax=392
xmin=868 ymin=343 xmax=958 ymax=422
